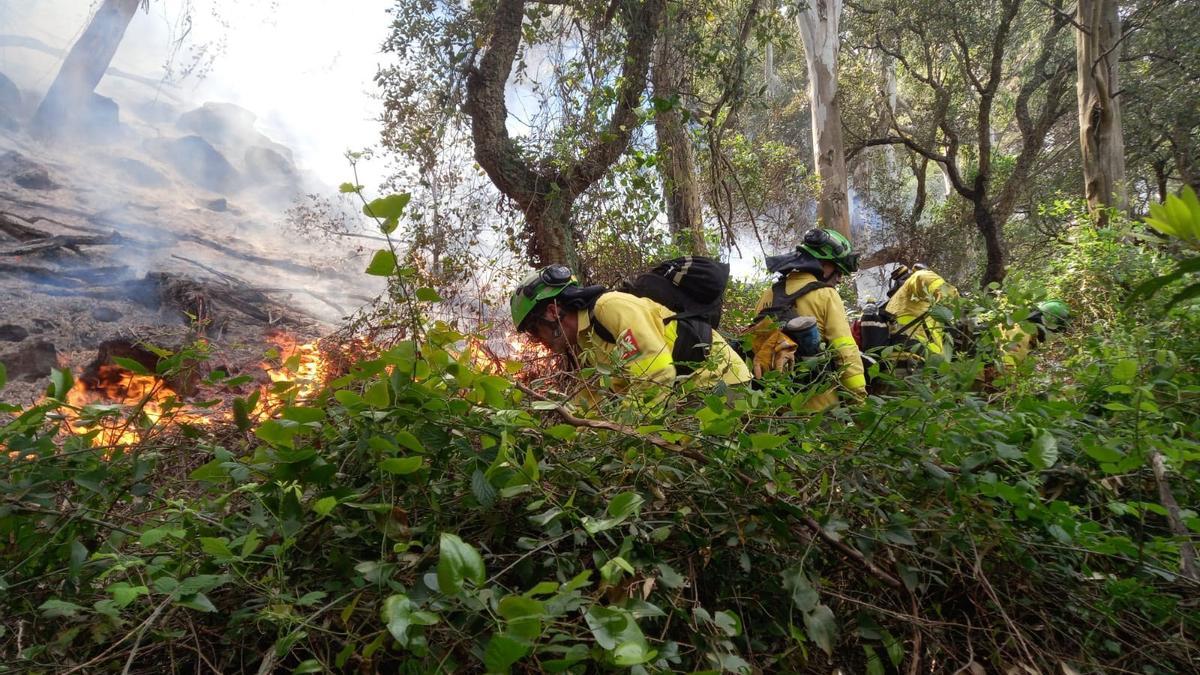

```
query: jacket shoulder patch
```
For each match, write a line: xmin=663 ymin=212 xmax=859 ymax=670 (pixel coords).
xmin=616 ymin=328 xmax=640 ymax=359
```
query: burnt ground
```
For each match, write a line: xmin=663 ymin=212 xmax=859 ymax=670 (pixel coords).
xmin=0 ymin=113 xmax=378 ymax=404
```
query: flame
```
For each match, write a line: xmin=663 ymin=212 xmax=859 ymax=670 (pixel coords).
xmin=41 ymin=333 xmax=334 ymax=452
xmin=255 ymin=335 xmax=329 ymax=414
xmin=59 ymin=364 xmax=209 ymax=451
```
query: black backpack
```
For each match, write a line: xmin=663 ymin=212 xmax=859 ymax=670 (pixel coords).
xmin=591 ymin=257 xmax=731 ymax=375
xmin=614 ymin=256 xmax=730 ymax=328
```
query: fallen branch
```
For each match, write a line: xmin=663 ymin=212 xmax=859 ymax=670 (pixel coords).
xmin=513 ymin=381 xmax=904 ymax=589
xmin=1150 ymin=449 xmax=1200 ymax=582
xmin=0 ymin=231 xmax=122 ymax=257
xmin=0 ymin=211 xmax=52 ymax=241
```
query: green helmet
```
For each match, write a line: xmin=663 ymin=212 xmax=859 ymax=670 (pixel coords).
xmin=800 ymin=228 xmax=859 ymax=274
xmin=510 ymin=265 xmax=578 ymax=331
xmin=1037 ymin=300 xmax=1070 ymax=331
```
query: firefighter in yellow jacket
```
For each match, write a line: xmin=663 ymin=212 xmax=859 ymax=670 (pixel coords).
xmin=999 ymin=300 xmax=1071 ymax=369
xmin=510 ymin=266 xmax=751 ymax=403
xmin=884 ymin=264 xmax=959 ymax=360
xmin=751 ymin=228 xmax=866 ymax=411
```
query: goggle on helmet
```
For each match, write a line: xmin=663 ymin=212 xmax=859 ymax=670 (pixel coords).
xmin=799 ymin=228 xmax=859 ymax=275
xmin=510 ymin=265 xmax=578 ymax=331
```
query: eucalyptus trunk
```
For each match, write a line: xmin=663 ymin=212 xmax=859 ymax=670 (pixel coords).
xmin=32 ymin=0 xmax=142 ymax=139
xmin=1075 ymin=0 xmax=1128 ymax=225
xmin=653 ymin=18 xmax=707 ymax=255
xmin=796 ymin=0 xmax=851 ymax=239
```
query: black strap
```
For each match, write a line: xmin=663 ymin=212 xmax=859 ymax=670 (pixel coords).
xmin=588 ymin=308 xmax=618 ymax=344
xmin=754 ymin=280 xmax=832 ymax=323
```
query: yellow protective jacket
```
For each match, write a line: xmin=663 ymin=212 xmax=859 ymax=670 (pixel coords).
xmin=884 ymin=269 xmax=958 ymax=357
xmin=998 ymin=321 xmax=1045 ymax=369
xmin=575 ymin=292 xmax=751 ymax=398
xmin=754 ymin=272 xmax=866 ymax=411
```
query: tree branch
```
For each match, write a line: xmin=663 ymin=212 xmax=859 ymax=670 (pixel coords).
xmin=563 ymin=0 xmax=666 ymax=192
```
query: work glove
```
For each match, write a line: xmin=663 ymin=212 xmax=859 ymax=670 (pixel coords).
xmin=751 ymin=331 xmax=798 ymax=378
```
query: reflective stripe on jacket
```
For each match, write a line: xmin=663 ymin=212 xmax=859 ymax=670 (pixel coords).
xmin=754 ymin=272 xmax=866 ymax=410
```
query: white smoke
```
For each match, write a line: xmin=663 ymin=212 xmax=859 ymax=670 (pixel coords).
xmin=0 ymin=0 xmax=392 ymax=187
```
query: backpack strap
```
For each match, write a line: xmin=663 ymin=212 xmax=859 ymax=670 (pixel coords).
xmin=755 ymin=280 xmax=832 ymax=323
xmin=588 ymin=307 xmax=618 ymax=344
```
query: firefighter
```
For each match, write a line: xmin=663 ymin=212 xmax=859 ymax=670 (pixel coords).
xmin=509 ymin=266 xmax=751 ymax=402
xmin=751 ymin=228 xmax=866 ymax=411
xmin=884 ymin=263 xmax=958 ymax=361
xmin=1000 ymin=300 xmax=1071 ymax=368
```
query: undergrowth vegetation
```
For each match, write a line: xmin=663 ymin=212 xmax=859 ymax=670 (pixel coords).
xmin=2 ymin=206 xmax=1199 ymax=673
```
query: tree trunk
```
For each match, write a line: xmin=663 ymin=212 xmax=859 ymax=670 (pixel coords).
xmin=1075 ymin=0 xmax=1128 ymax=225
xmin=974 ymin=198 xmax=1006 ymax=288
xmin=524 ymin=195 xmax=579 ymax=272
xmin=653 ymin=18 xmax=706 ymax=255
xmin=32 ymin=0 xmax=142 ymax=139
xmin=796 ymin=0 xmax=851 ymax=239
xmin=1153 ymin=159 xmax=1169 ymax=203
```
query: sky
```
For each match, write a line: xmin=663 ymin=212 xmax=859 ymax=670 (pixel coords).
xmin=0 ymin=0 xmax=394 ymax=187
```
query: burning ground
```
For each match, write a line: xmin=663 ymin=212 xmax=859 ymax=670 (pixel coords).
xmin=0 ymin=69 xmax=377 ymax=426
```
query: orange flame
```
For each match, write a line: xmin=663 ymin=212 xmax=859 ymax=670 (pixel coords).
xmin=59 ymin=364 xmax=209 ymax=451
xmin=39 ymin=334 xmax=334 ymax=453
xmin=255 ymin=335 xmax=328 ymax=414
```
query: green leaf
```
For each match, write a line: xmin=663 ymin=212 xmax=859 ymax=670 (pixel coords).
xmin=483 ymin=633 xmax=529 ymax=673
xmin=363 ymin=193 xmax=411 ymax=232
xmin=313 ymin=496 xmax=338 ymax=516
xmin=177 ymin=592 xmax=217 ymax=613
xmin=545 ymin=424 xmax=576 ymax=440
xmin=1026 ymin=430 xmax=1059 ymax=470
xmin=292 ymin=660 xmax=324 ymax=674
xmin=333 ymin=390 xmax=365 ymax=407
xmin=255 ymin=419 xmax=298 ymax=448
xmin=585 ymin=606 xmax=655 ymax=666
xmin=0 ymin=362 xmax=6 ymax=389
xmin=1168 ymin=281 xmax=1200 ymax=309
xmin=108 ymin=582 xmax=149 ymax=608
xmin=1112 ymin=358 xmax=1138 ymax=383
xmin=283 ymin=406 xmax=324 ymax=424
xmin=714 ymin=610 xmax=742 ymax=637
xmin=656 ymin=563 xmax=685 ymax=589
xmin=111 ymin=356 xmax=149 ymax=375
xmin=471 ymin=469 xmax=498 ymax=508
xmin=176 ymin=574 xmax=229 ymax=596
xmin=865 ymin=645 xmax=886 ymax=675
xmin=140 ymin=527 xmax=182 ymax=547
xmin=781 ymin=567 xmax=819 ymax=612
xmin=200 ymin=537 xmax=235 ymax=559
xmin=379 ymin=456 xmax=423 ymax=475
xmin=296 ymin=591 xmax=327 ymax=606
xmin=338 ymin=182 xmax=362 ymax=193
xmin=382 ymin=594 xmax=438 ymax=648
xmin=498 ymin=595 xmax=545 ymax=641
xmin=582 ymin=491 xmax=645 ymax=534
xmin=39 ymin=599 xmax=85 ymax=618
xmin=415 ymin=287 xmax=442 ymax=302
xmin=749 ymin=432 xmax=787 ymax=450
xmin=49 ymin=368 xmax=74 ymax=400
xmin=394 ymin=430 xmax=425 ymax=453
xmin=803 ymin=604 xmax=839 ymax=656
xmin=437 ymin=533 xmax=486 ymax=595
xmin=365 ymin=249 xmax=398 ymax=276
xmin=363 ymin=380 xmax=390 ymax=408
